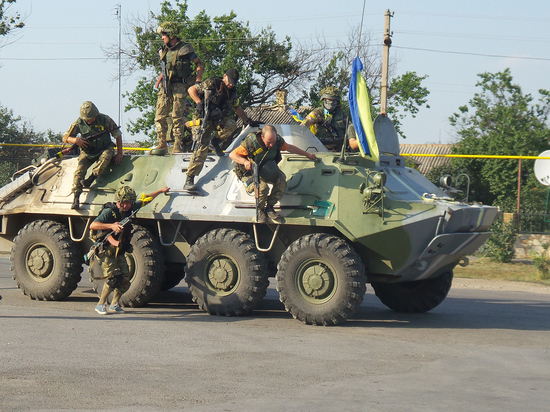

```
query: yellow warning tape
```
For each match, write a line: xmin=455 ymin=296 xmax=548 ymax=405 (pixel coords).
xmin=400 ymin=153 xmax=550 ymax=160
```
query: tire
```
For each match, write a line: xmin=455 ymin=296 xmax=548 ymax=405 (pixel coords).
xmin=10 ymin=220 xmax=83 ymax=300
xmin=91 ymin=225 xmax=165 ymax=307
xmin=161 ymin=262 xmax=186 ymax=291
xmin=185 ymin=228 xmax=269 ymax=316
xmin=371 ymin=270 xmax=453 ymax=313
xmin=276 ymin=233 xmax=367 ymax=326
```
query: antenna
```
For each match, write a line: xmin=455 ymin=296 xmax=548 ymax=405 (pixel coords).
xmin=115 ymin=4 xmax=122 ymax=127
xmin=534 ymin=150 xmax=550 ymax=185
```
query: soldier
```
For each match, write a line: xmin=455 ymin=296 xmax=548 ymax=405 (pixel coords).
xmin=153 ymin=21 xmax=205 ymax=154
xmin=90 ymin=185 xmax=169 ymax=315
xmin=229 ymin=125 xmax=317 ymax=223
xmin=302 ymin=86 xmax=357 ymax=151
xmin=63 ymin=101 xmax=123 ymax=210
xmin=184 ymin=68 xmax=260 ymax=191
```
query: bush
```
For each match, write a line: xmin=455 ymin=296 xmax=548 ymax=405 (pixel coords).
xmin=531 ymin=242 xmax=550 ymax=280
xmin=483 ymin=215 xmax=517 ymax=263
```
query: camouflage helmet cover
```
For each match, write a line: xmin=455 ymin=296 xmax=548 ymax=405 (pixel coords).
xmin=115 ymin=186 xmax=137 ymax=203
xmin=157 ymin=21 xmax=175 ymax=35
xmin=79 ymin=101 xmax=99 ymax=120
xmin=320 ymin=86 xmax=341 ymax=101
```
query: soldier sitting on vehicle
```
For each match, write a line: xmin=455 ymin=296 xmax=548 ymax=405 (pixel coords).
xmin=63 ymin=101 xmax=123 ymax=210
xmin=229 ymin=125 xmax=318 ymax=224
xmin=301 ymin=86 xmax=357 ymax=151
xmin=90 ymin=185 xmax=169 ymax=315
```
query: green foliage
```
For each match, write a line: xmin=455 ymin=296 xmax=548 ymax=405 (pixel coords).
xmin=531 ymin=242 xmax=550 ymax=280
xmin=449 ymin=69 xmax=550 ymax=211
xmin=0 ymin=104 xmax=61 ymax=186
xmin=124 ymin=0 xmax=300 ymax=138
xmin=0 ymin=0 xmax=24 ymax=38
xmin=483 ymin=214 xmax=517 ymax=263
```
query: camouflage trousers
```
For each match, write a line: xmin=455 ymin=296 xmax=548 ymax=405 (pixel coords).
xmin=241 ymin=169 xmax=287 ymax=209
xmin=187 ymin=115 xmax=237 ymax=177
xmin=97 ymin=247 xmax=131 ymax=294
xmin=155 ymin=82 xmax=189 ymax=150
xmin=72 ymin=147 xmax=115 ymax=194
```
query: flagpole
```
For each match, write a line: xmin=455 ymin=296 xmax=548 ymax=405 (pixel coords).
xmin=357 ymin=0 xmax=367 ymax=55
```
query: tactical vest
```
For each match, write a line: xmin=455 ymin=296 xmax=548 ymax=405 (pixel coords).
xmin=206 ymin=77 xmax=236 ymax=115
xmin=160 ymin=40 xmax=195 ymax=83
xmin=76 ymin=114 xmax=114 ymax=158
xmin=234 ymin=132 xmax=284 ymax=179
xmin=315 ymin=106 xmax=347 ymax=148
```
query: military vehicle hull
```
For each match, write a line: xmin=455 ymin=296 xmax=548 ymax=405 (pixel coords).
xmin=0 ymin=123 xmax=497 ymax=325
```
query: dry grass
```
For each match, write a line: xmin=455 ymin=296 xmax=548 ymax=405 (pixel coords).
xmin=454 ymin=257 xmax=550 ymax=286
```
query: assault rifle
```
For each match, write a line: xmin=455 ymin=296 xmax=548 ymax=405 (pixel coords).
xmin=84 ymin=207 xmax=139 ymax=266
xmin=191 ymin=90 xmax=211 ymax=153
xmin=252 ymin=161 xmax=261 ymax=223
xmin=159 ymin=59 xmax=170 ymax=106
xmin=55 ymin=126 xmax=121 ymax=160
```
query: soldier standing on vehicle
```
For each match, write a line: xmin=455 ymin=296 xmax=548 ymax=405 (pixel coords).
xmin=229 ymin=125 xmax=317 ymax=223
xmin=183 ymin=68 xmax=261 ymax=191
xmin=63 ymin=101 xmax=123 ymax=210
xmin=152 ymin=22 xmax=204 ymax=154
xmin=90 ymin=185 xmax=169 ymax=315
xmin=302 ymin=86 xmax=357 ymax=151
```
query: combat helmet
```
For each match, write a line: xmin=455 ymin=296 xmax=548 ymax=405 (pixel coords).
xmin=157 ymin=21 xmax=176 ymax=36
xmin=115 ymin=186 xmax=137 ymax=203
xmin=80 ymin=101 xmax=99 ymax=121
xmin=320 ymin=86 xmax=341 ymax=101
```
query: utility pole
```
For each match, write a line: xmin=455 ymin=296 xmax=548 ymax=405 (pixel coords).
xmin=116 ymin=4 xmax=122 ymax=126
xmin=380 ymin=9 xmax=393 ymax=115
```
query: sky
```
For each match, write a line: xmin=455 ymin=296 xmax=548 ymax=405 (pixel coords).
xmin=1 ymin=0 xmax=549 ymax=146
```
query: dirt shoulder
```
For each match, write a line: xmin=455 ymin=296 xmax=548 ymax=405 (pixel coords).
xmin=454 ymin=277 xmax=550 ymax=294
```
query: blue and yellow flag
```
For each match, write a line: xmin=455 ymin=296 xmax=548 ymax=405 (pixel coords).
xmin=289 ymin=108 xmax=316 ymax=135
xmin=348 ymin=57 xmax=379 ymax=161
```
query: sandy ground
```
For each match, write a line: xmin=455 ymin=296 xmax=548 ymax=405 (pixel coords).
xmin=454 ymin=277 xmax=550 ymax=294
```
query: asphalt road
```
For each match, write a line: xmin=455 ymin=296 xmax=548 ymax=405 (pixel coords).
xmin=1 ymin=256 xmax=549 ymax=412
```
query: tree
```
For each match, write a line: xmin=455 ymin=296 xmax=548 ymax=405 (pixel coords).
xmin=108 ymin=0 xmax=318 ymax=142
xmin=449 ymin=69 xmax=550 ymax=211
xmin=0 ymin=0 xmax=24 ymax=50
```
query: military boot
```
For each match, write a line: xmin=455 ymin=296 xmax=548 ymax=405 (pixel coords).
xmin=183 ymin=175 xmax=197 ymax=191
xmin=149 ymin=135 xmax=168 ymax=156
xmin=71 ymin=193 xmax=80 ymax=210
xmin=266 ymin=205 xmax=282 ymax=224
xmin=210 ymin=138 xmax=224 ymax=157
xmin=80 ymin=174 xmax=96 ymax=188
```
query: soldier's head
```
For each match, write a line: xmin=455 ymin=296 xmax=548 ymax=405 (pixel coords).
xmin=260 ymin=125 xmax=277 ymax=148
xmin=157 ymin=22 xmax=176 ymax=44
xmin=80 ymin=101 xmax=99 ymax=124
xmin=320 ymin=86 xmax=341 ymax=113
xmin=115 ymin=185 xmax=137 ymax=211
xmin=223 ymin=68 xmax=239 ymax=89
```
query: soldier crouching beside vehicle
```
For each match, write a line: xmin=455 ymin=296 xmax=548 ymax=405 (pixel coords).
xmin=63 ymin=101 xmax=123 ymax=210
xmin=90 ymin=185 xmax=169 ymax=315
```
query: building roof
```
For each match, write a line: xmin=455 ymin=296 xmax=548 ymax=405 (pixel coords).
xmin=399 ymin=144 xmax=452 ymax=175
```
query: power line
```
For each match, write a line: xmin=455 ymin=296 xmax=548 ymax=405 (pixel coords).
xmin=393 ymin=45 xmax=550 ymax=61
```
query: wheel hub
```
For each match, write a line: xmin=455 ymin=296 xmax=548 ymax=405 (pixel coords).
xmin=208 ymin=257 xmax=238 ymax=291
xmin=301 ymin=262 xmax=334 ymax=300
xmin=27 ymin=245 xmax=54 ymax=278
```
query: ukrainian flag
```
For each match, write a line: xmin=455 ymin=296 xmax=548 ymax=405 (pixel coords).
xmin=348 ymin=57 xmax=379 ymax=161
xmin=289 ymin=108 xmax=316 ymax=135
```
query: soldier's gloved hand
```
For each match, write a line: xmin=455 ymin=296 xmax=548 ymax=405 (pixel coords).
xmin=247 ymin=118 xmax=261 ymax=128
xmin=195 ymin=101 xmax=205 ymax=118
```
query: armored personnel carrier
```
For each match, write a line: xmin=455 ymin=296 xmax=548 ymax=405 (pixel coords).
xmin=0 ymin=116 xmax=498 ymax=325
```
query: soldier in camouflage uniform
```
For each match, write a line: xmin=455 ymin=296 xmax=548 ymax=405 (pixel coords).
xmin=153 ymin=22 xmax=204 ymax=154
xmin=302 ymin=86 xmax=357 ymax=151
xmin=63 ymin=101 xmax=123 ymax=210
xmin=90 ymin=185 xmax=169 ymax=315
xmin=183 ymin=68 xmax=260 ymax=191
xmin=229 ymin=125 xmax=317 ymax=223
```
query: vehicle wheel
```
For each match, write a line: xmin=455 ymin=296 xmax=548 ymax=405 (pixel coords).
xmin=371 ymin=269 xmax=453 ymax=313
xmin=91 ymin=225 xmax=165 ymax=307
xmin=10 ymin=220 xmax=83 ymax=300
xmin=161 ymin=262 xmax=186 ymax=290
xmin=276 ymin=233 xmax=367 ymax=326
xmin=185 ymin=228 xmax=269 ymax=316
